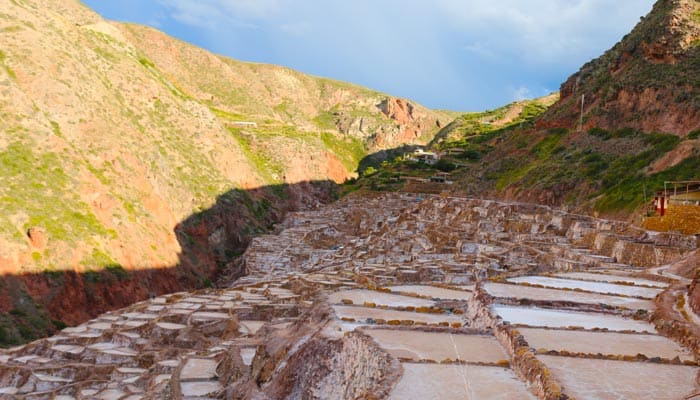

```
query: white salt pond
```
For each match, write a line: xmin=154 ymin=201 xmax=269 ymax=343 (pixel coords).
xmin=554 ymin=272 xmax=669 ymax=288
xmin=180 ymin=358 xmax=218 ymax=380
xmin=332 ymin=305 xmax=463 ymax=326
xmin=239 ymin=321 xmax=266 ymax=335
xmin=484 ymin=283 xmax=654 ymax=310
xmin=240 ymin=348 xmax=256 ymax=366
xmin=328 ymin=289 xmax=435 ymax=308
xmin=363 ymin=329 xmax=507 ymax=363
xmin=387 ymin=285 xmax=472 ymax=301
xmin=538 ymin=355 xmax=699 ymax=400
xmin=389 ymin=363 xmax=536 ymax=400
xmin=507 ymin=276 xmax=662 ymax=299
xmin=180 ymin=381 xmax=222 ymax=397
xmin=492 ymin=305 xmax=655 ymax=333
xmin=519 ymin=328 xmax=693 ymax=361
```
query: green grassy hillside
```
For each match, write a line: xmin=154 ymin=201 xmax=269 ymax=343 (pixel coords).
xmin=0 ymin=0 xmax=453 ymax=277
xmin=0 ymin=0 xmax=456 ymax=345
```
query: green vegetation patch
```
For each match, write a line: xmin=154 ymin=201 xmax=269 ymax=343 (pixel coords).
xmin=84 ymin=160 xmax=111 ymax=186
xmin=0 ymin=140 xmax=109 ymax=244
xmin=320 ymin=132 xmax=367 ymax=172
xmin=273 ymin=99 xmax=294 ymax=119
xmin=132 ymin=49 xmax=190 ymax=100
xmin=588 ymin=127 xmax=638 ymax=140
xmin=1 ymin=25 xmax=23 ymax=33
xmin=432 ymin=96 xmax=555 ymax=145
xmin=227 ymin=127 xmax=285 ymax=184
xmin=0 ymin=49 xmax=17 ymax=81
xmin=105 ymin=264 xmax=128 ymax=280
xmin=493 ymin=157 xmax=538 ymax=191
xmin=138 ymin=56 xmax=155 ymax=69
xmin=530 ymin=129 xmax=566 ymax=159
xmin=343 ymin=152 xmax=464 ymax=194
xmin=147 ymin=127 xmax=232 ymax=211
xmin=81 ymin=248 xmax=117 ymax=268
xmin=485 ymin=128 xmax=682 ymax=212
xmin=0 ymin=286 xmax=53 ymax=348
xmin=597 ymin=155 xmax=700 ymax=212
xmin=352 ymin=119 xmax=688 ymax=215
xmin=49 ymin=121 xmax=63 ymax=138
xmin=82 ymin=264 xmax=128 ymax=283
xmin=209 ymin=107 xmax=247 ymax=121
xmin=313 ymin=110 xmax=337 ymax=130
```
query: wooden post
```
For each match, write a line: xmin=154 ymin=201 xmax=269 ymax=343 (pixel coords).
xmin=579 ymin=94 xmax=585 ymax=132
xmin=661 ymin=196 xmax=666 ymax=217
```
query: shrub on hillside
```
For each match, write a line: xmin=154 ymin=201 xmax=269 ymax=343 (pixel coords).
xmin=435 ymin=159 xmax=457 ymax=172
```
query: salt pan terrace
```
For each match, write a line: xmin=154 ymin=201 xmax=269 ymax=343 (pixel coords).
xmin=0 ymin=193 xmax=698 ymax=399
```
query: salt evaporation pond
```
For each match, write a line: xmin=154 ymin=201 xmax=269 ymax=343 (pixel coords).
xmin=328 ymin=289 xmax=435 ymax=308
xmin=507 ymin=276 xmax=662 ymax=299
xmin=492 ymin=305 xmax=654 ymax=333
xmin=387 ymin=285 xmax=473 ymax=300
xmin=554 ymin=272 xmax=669 ymax=288
xmin=332 ymin=305 xmax=463 ymax=326
xmin=389 ymin=363 xmax=536 ymax=400
xmin=538 ymin=355 xmax=699 ymax=400
xmin=518 ymin=328 xmax=693 ymax=361
xmin=363 ymin=329 xmax=507 ymax=363
xmin=484 ymin=283 xmax=654 ymax=310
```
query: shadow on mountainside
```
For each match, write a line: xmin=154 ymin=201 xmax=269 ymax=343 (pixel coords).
xmin=357 ymin=144 xmax=423 ymax=174
xmin=0 ymin=180 xmax=337 ymax=347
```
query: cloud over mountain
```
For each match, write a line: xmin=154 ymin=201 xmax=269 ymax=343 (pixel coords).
xmin=87 ymin=0 xmax=654 ymax=110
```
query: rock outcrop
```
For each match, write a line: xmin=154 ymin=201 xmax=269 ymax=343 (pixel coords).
xmin=544 ymin=0 xmax=700 ymax=136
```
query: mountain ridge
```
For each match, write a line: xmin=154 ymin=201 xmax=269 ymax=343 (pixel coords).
xmin=0 ymin=0 xmax=451 ymax=344
xmin=353 ymin=0 xmax=700 ymax=217
xmin=0 ymin=0 xmax=451 ymax=275
xmin=543 ymin=0 xmax=700 ymax=136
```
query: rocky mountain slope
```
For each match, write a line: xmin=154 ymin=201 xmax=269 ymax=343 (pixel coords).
xmin=486 ymin=0 xmax=700 ymax=210
xmin=545 ymin=0 xmax=700 ymax=136
xmin=430 ymin=93 xmax=559 ymax=146
xmin=0 ymin=0 xmax=451 ymax=344
xmin=357 ymin=0 xmax=700 ymax=215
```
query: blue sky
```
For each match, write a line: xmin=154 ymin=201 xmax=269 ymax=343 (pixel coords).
xmin=82 ymin=0 xmax=655 ymax=111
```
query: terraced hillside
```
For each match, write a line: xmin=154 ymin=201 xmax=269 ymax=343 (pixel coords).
xmin=0 ymin=0 xmax=452 ymax=343
xmin=1 ymin=194 xmax=698 ymax=399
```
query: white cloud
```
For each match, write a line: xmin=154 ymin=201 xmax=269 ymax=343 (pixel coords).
xmin=158 ymin=0 xmax=284 ymax=29
xmin=512 ymin=86 xmax=532 ymax=101
xmin=157 ymin=0 xmax=226 ymax=28
xmin=434 ymin=0 xmax=654 ymax=64
xmin=463 ymin=41 xmax=499 ymax=59
xmin=279 ymin=21 xmax=311 ymax=36
xmin=218 ymin=0 xmax=282 ymax=19
xmin=138 ymin=0 xmax=655 ymax=109
xmin=155 ymin=0 xmax=654 ymax=64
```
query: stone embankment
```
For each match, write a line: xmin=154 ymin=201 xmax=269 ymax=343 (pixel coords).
xmin=0 ymin=193 xmax=698 ymax=399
